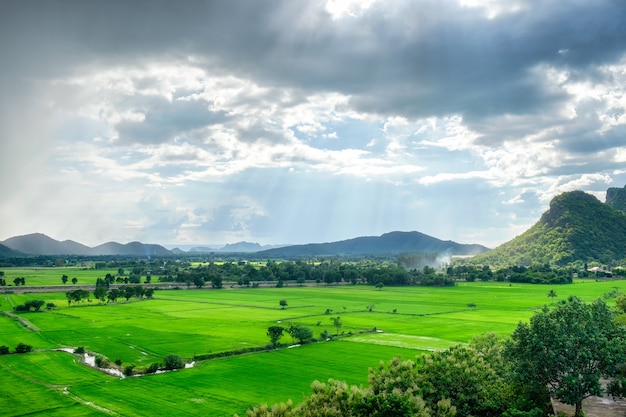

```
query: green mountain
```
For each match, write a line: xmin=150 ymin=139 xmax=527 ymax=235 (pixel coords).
xmin=473 ymin=190 xmax=626 ymax=266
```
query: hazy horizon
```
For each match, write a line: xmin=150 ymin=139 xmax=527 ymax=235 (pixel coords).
xmin=2 ymin=1 xmax=626 ymax=248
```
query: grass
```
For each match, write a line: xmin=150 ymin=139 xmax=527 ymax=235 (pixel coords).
xmin=0 ymin=279 xmax=624 ymax=416
xmin=1 ymin=267 xmax=120 ymax=286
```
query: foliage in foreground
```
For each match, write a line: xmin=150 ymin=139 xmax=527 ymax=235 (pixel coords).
xmin=507 ymin=297 xmax=626 ymax=417
xmin=239 ymin=334 xmax=548 ymax=417
xmin=242 ymin=297 xmax=626 ymax=417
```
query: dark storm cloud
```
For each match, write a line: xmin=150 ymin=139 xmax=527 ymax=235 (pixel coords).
xmin=3 ymin=0 xmax=625 ymax=123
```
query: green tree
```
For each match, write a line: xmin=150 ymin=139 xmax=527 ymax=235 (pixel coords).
xmin=547 ymin=289 xmax=557 ymax=303
xmin=279 ymin=299 xmax=288 ymax=309
xmin=25 ymin=299 xmax=45 ymax=311
xmin=61 ymin=274 xmax=68 ymax=284
xmin=267 ymin=325 xmax=284 ymax=347
xmin=94 ymin=285 xmax=108 ymax=302
xmin=163 ymin=354 xmax=185 ymax=370
xmin=506 ymin=297 xmax=626 ymax=417
xmin=124 ymin=364 xmax=136 ymax=376
xmin=15 ymin=342 xmax=33 ymax=353
xmin=193 ymin=276 xmax=205 ymax=289
xmin=211 ymin=276 xmax=223 ymax=289
xmin=71 ymin=277 xmax=78 ymax=285
xmin=0 ymin=345 xmax=10 ymax=355
xmin=288 ymin=325 xmax=313 ymax=344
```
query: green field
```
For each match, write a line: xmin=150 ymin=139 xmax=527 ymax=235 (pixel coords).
xmin=1 ymin=280 xmax=623 ymax=416
xmin=1 ymin=266 xmax=124 ymax=287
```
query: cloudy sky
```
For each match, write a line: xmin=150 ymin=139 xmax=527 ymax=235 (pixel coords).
xmin=1 ymin=0 xmax=626 ymax=248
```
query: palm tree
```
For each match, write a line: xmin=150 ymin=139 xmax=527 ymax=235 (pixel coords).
xmin=547 ymin=289 xmax=557 ymax=304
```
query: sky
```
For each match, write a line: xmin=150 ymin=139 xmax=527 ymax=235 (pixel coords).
xmin=1 ymin=0 xmax=626 ymax=249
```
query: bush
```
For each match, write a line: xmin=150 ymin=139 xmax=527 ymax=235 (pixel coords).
xmin=95 ymin=355 xmax=108 ymax=368
xmin=145 ymin=362 xmax=160 ymax=374
xmin=74 ymin=346 xmax=85 ymax=354
xmin=15 ymin=343 xmax=32 ymax=353
xmin=163 ymin=354 xmax=184 ymax=370
xmin=124 ymin=365 xmax=136 ymax=376
xmin=0 ymin=345 xmax=9 ymax=355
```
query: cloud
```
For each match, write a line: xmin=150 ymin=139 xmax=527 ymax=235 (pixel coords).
xmin=2 ymin=0 xmax=626 ymax=247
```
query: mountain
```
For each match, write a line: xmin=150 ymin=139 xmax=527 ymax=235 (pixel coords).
xmin=219 ymin=242 xmax=263 ymax=252
xmin=0 ymin=243 xmax=23 ymax=257
xmin=473 ymin=190 xmax=626 ymax=266
xmin=606 ymin=185 xmax=626 ymax=213
xmin=256 ymin=231 xmax=489 ymax=258
xmin=3 ymin=233 xmax=91 ymax=256
xmin=189 ymin=246 xmax=219 ymax=253
xmin=90 ymin=241 xmax=172 ymax=257
xmin=2 ymin=233 xmax=171 ymax=257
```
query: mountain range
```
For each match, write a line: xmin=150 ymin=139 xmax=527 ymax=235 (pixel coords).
xmin=4 ymin=185 xmax=626 ymax=264
xmin=256 ymin=231 xmax=489 ymax=258
xmin=0 ymin=231 xmax=488 ymax=258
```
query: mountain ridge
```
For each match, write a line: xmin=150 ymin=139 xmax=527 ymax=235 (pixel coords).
xmin=1 ymin=231 xmax=488 ymax=258
xmin=256 ymin=231 xmax=489 ymax=258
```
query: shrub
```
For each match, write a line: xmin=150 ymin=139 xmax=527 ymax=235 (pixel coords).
xmin=74 ymin=346 xmax=85 ymax=354
xmin=95 ymin=355 xmax=108 ymax=368
xmin=15 ymin=343 xmax=32 ymax=353
xmin=145 ymin=362 xmax=160 ymax=374
xmin=0 ymin=345 xmax=9 ymax=355
xmin=124 ymin=365 xmax=136 ymax=376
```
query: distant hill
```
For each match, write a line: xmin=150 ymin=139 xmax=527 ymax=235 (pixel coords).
xmin=256 ymin=231 xmax=489 ymax=258
xmin=90 ymin=241 xmax=172 ymax=257
xmin=2 ymin=233 xmax=172 ymax=257
xmin=3 ymin=233 xmax=92 ymax=256
xmin=473 ymin=190 xmax=626 ymax=266
xmin=0 ymin=243 xmax=23 ymax=257
xmin=606 ymin=185 xmax=626 ymax=213
xmin=219 ymin=241 xmax=263 ymax=252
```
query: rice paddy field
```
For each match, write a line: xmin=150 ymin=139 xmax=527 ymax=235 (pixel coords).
xmin=1 ymin=278 xmax=622 ymax=416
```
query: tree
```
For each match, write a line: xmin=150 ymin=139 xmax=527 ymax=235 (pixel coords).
xmin=267 ymin=325 xmax=284 ymax=347
xmin=94 ymin=285 xmax=108 ymax=302
xmin=25 ymin=299 xmax=45 ymax=311
xmin=211 ymin=276 xmax=223 ymax=289
xmin=15 ymin=342 xmax=33 ymax=353
xmin=547 ymin=289 xmax=557 ymax=303
xmin=331 ymin=316 xmax=342 ymax=336
xmin=163 ymin=354 xmax=185 ymax=370
xmin=0 ymin=345 xmax=9 ymax=355
xmin=71 ymin=277 xmax=78 ymax=285
xmin=279 ymin=299 xmax=288 ymax=309
xmin=506 ymin=297 xmax=626 ymax=417
xmin=287 ymin=325 xmax=313 ymax=344
xmin=193 ymin=276 xmax=205 ymax=289
xmin=61 ymin=274 xmax=68 ymax=284
xmin=124 ymin=364 xmax=136 ymax=376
